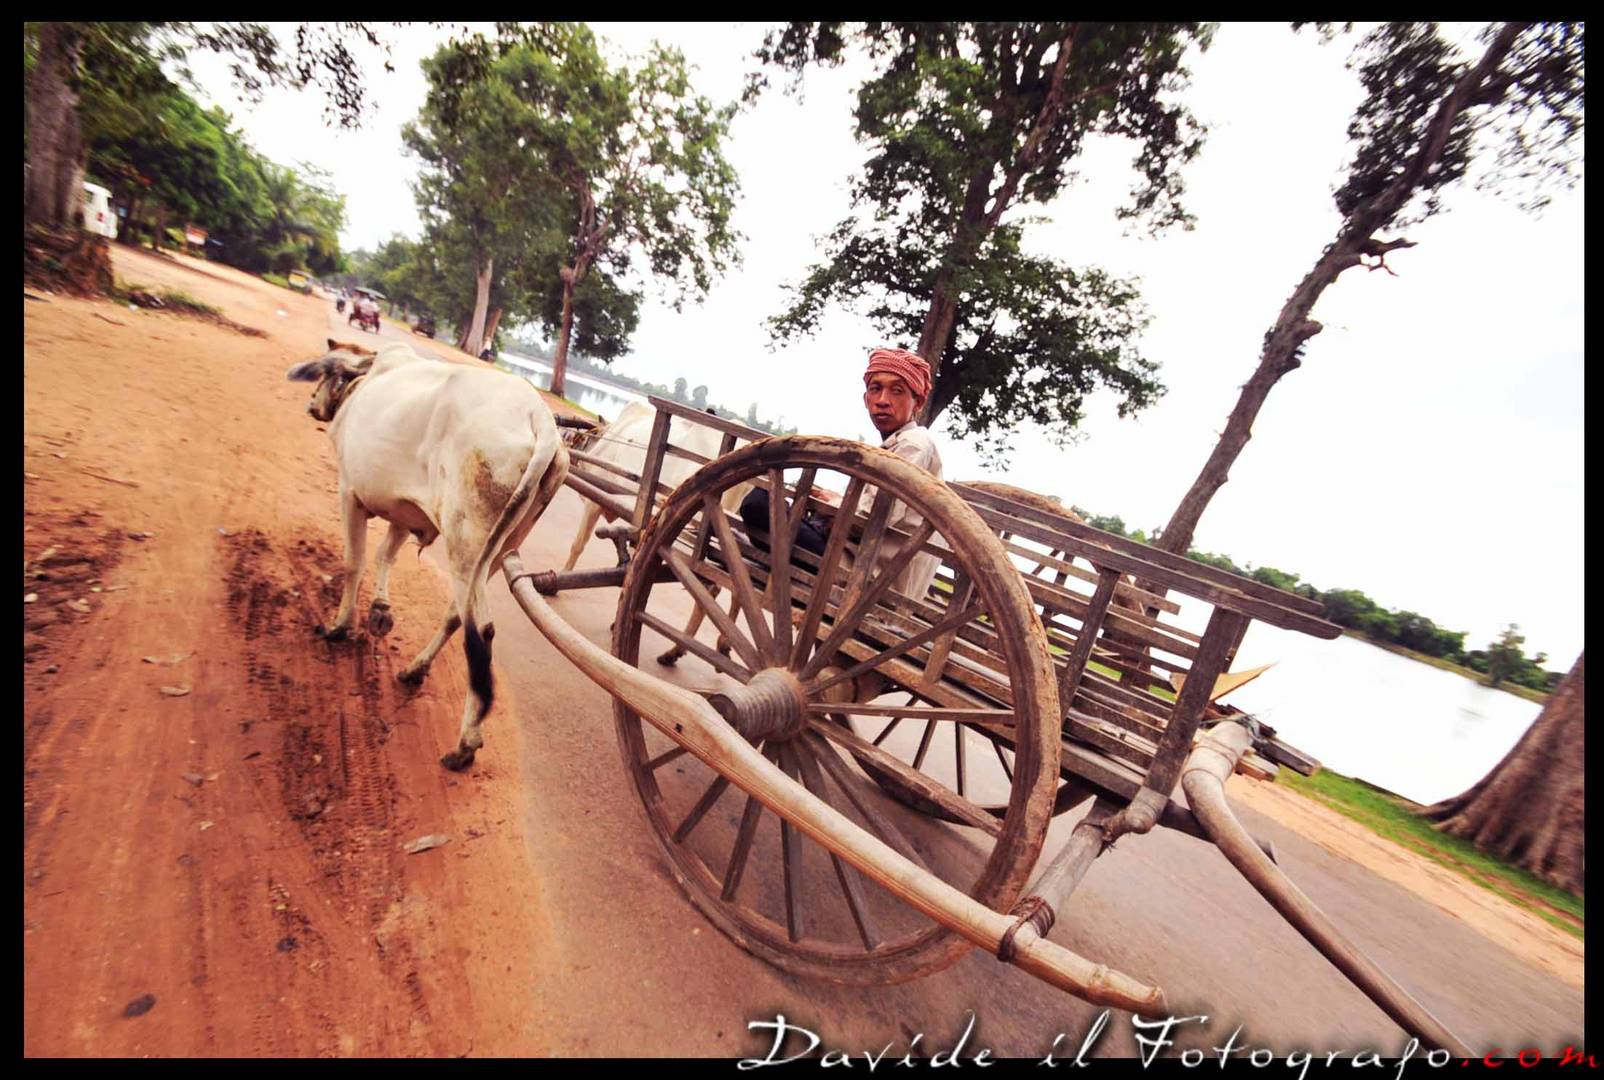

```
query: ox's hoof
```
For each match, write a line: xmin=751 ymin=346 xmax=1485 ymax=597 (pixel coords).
xmin=315 ymin=623 xmax=351 ymax=642
xmin=397 ymin=665 xmax=430 ymax=687
xmin=367 ymin=601 xmax=394 ymax=639
xmin=440 ymin=746 xmax=477 ymax=772
xmin=656 ymin=648 xmax=684 ymax=667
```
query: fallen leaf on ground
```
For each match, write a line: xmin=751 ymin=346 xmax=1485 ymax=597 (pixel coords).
xmin=142 ymin=653 xmax=191 ymax=666
xmin=403 ymin=834 xmax=451 ymax=855
xmin=198 ymin=820 xmax=214 ymax=831
xmin=66 ymin=599 xmax=93 ymax=614
xmin=24 ymin=594 xmax=38 ymax=604
xmin=103 ymin=584 xmax=129 ymax=592
xmin=159 ymin=685 xmax=192 ymax=697
xmin=33 ymin=546 xmax=58 ymax=563
xmin=181 ymin=773 xmax=205 ymax=786
xmin=122 ymin=994 xmax=157 ymax=1019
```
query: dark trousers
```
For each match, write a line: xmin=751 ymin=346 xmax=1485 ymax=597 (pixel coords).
xmin=738 ymin=488 xmax=831 ymax=558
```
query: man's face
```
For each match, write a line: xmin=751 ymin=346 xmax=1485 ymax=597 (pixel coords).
xmin=864 ymin=373 xmax=920 ymax=436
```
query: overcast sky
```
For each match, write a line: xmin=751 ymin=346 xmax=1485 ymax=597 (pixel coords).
xmin=184 ymin=22 xmax=1584 ymax=664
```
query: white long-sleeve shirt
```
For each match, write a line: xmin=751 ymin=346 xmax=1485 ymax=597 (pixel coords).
xmin=862 ymin=421 xmax=944 ymax=601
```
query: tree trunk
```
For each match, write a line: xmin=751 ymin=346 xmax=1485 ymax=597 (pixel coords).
xmin=455 ymin=310 xmax=473 ymax=352
xmin=1423 ymin=653 xmax=1584 ymax=895
xmin=482 ymin=306 xmax=503 ymax=351
xmin=550 ymin=265 xmax=580 ymax=399
xmin=1152 ymin=22 xmax=1525 ymax=559
xmin=24 ymin=23 xmax=86 ymax=230
xmin=464 ymin=252 xmax=494 ymax=357
xmin=153 ymin=205 xmax=168 ymax=251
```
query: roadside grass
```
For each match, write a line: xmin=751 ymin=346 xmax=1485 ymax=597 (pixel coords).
xmin=1276 ymin=767 xmax=1584 ymax=939
xmin=1346 ymin=632 xmax=1550 ymax=705
xmin=262 ymin=272 xmax=290 ymax=289
xmin=112 ymin=282 xmax=222 ymax=317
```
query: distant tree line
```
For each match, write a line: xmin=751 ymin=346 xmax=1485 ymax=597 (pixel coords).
xmin=1071 ymin=509 xmax=1563 ymax=694
xmin=25 ymin=23 xmax=353 ymax=276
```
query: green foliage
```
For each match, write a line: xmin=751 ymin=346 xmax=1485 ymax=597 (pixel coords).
xmin=404 ymin=25 xmax=740 ymax=359
xmin=755 ymin=22 xmax=1213 ymax=462
xmin=1326 ymin=22 xmax=1584 ymax=228
xmin=68 ymin=28 xmax=348 ymax=275
xmin=1482 ymin=623 xmax=1553 ymax=690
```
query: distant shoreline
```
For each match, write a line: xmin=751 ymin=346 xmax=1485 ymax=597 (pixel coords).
xmin=1344 ymin=630 xmax=1549 ymax=705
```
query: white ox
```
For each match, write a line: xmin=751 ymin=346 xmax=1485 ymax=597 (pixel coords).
xmin=288 ymin=339 xmax=569 ymax=770
xmin=564 ymin=401 xmax=750 ymax=665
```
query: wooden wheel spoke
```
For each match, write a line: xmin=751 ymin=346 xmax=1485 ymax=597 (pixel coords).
xmin=663 ymin=546 xmax=764 ymax=671
xmin=790 ymin=477 xmax=866 ymax=670
xmin=767 ymin=469 xmax=793 ymax=665
xmin=721 ymin=744 xmax=778 ymax=901
xmin=783 ymin=467 xmax=818 ymax=547
xmin=807 ymin=602 xmax=984 ymax=697
xmin=873 ymin=716 xmax=902 ymax=746
xmin=672 ymin=773 xmax=731 ymax=844
xmin=703 ymin=493 xmax=775 ymax=661
xmin=798 ymin=520 xmax=937 ymax=681
xmin=911 ymin=719 xmax=937 ymax=771
xmin=635 ymin=608 xmax=750 ymax=682
xmin=800 ymin=731 xmax=929 ymax=872
xmin=646 ymin=744 xmax=690 ymax=772
xmin=954 ymin=723 xmax=967 ymax=798
xmin=809 ymin=718 xmax=1003 ymax=837
xmin=777 ymin=744 xmax=806 ymax=942
xmin=790 ymin=740 xmax=881 ymax=950
xmin=992 ymin=739 xmax=1014 ymax=781
xmin=805 ymin=702 xmax=1016 ymax=726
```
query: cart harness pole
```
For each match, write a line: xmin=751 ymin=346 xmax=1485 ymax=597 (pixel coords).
xmin=1181 ymin=721 xmax=1475 ymax=1057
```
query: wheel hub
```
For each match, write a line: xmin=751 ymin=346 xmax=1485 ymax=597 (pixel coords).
xmin=705 ymin=667 xmax=809 ymax=742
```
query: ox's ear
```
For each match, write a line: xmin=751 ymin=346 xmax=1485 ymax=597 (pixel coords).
xmin=287 ymin=357 xmax=332 ymax=382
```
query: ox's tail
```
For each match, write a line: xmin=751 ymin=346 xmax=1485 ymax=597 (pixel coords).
xmin=462 ymin=414 xmax=571 ymax=720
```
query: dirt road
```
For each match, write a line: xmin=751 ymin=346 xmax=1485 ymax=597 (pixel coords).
xmin=23 ymin=249 xmax=1583 ymax=1059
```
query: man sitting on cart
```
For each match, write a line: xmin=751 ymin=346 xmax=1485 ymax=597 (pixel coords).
xmin=739 ymin=346 xmax=944 ymax=600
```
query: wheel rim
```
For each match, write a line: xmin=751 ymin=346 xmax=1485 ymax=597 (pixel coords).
xmin=612 ymin=436 xmax=1060 ymax=984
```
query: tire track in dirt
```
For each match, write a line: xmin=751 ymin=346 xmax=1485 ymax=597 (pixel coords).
xmin=222 ymin=528 xmax=440 ymax=1050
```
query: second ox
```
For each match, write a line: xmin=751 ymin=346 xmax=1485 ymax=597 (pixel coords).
xmin=288 ymin=339 xmax=569 ymax=770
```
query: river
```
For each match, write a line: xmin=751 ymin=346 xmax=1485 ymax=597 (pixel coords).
xmin=498 ymin=350 xmax=1538 ymax=807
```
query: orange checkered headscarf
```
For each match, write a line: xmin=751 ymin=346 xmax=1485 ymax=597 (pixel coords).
xmin=864 ymin=347 xmax=931 ymax=403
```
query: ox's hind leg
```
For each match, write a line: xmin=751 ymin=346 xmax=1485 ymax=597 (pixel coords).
xmin=562 ymin=500 xmax=605 ymax=573
xmin=657 ymin=585 xmax=740 ymax=665
xmin=367 ymin=521 xmax=410 ymax=638
xmin=317 ymin=488 xmax=368 ymax=641
xmin=442 ymin=450 xmax=567 ymax=770
xmin=397 ymin=611 xmax=460 ymax=685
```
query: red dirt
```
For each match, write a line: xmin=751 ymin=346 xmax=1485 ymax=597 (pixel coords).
xmin=23 ymin=247 xmax=577 ymax=1056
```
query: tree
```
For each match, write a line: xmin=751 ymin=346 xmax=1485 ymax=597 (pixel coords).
xmin=403 ymin=36 xmax=565 ymax=357
xmin=24 ymin=21 xmax=392 ymax=230
xmin=1423 ymin=653 xmax=1583 ymax=895
xmin=1154 ymin=22 xmax=1584 ymax=558
xmin=511 ymin=25 xmax=742 ymax=397
xmin=1485 ymin=623 xmax=1528 ymax=689
xmin=755 ymin=22 xmax=1212 ymax=460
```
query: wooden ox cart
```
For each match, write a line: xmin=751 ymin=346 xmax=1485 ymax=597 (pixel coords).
xmin=503 ymin=395 xmax=1471 ymax=1055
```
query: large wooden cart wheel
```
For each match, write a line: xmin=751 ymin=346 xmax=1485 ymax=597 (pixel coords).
xmin=612 ymin=436 xmax=1061 ymax=985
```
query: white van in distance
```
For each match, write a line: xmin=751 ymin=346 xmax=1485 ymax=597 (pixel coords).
xmin=81 ymin=181 xmax=118 ymax=240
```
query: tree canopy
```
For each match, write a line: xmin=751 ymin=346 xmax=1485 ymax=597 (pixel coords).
xmin=403 ymin=25 xmax=740 ymax=370
xmin=754 ymin=22 xmax=1215 ymax=461
xmin=1153 ymin=21 xmax=1585 ymax=558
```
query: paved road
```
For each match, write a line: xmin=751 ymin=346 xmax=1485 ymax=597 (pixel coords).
xmin=320 ymin=291 xmax=1583 ymax=1060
